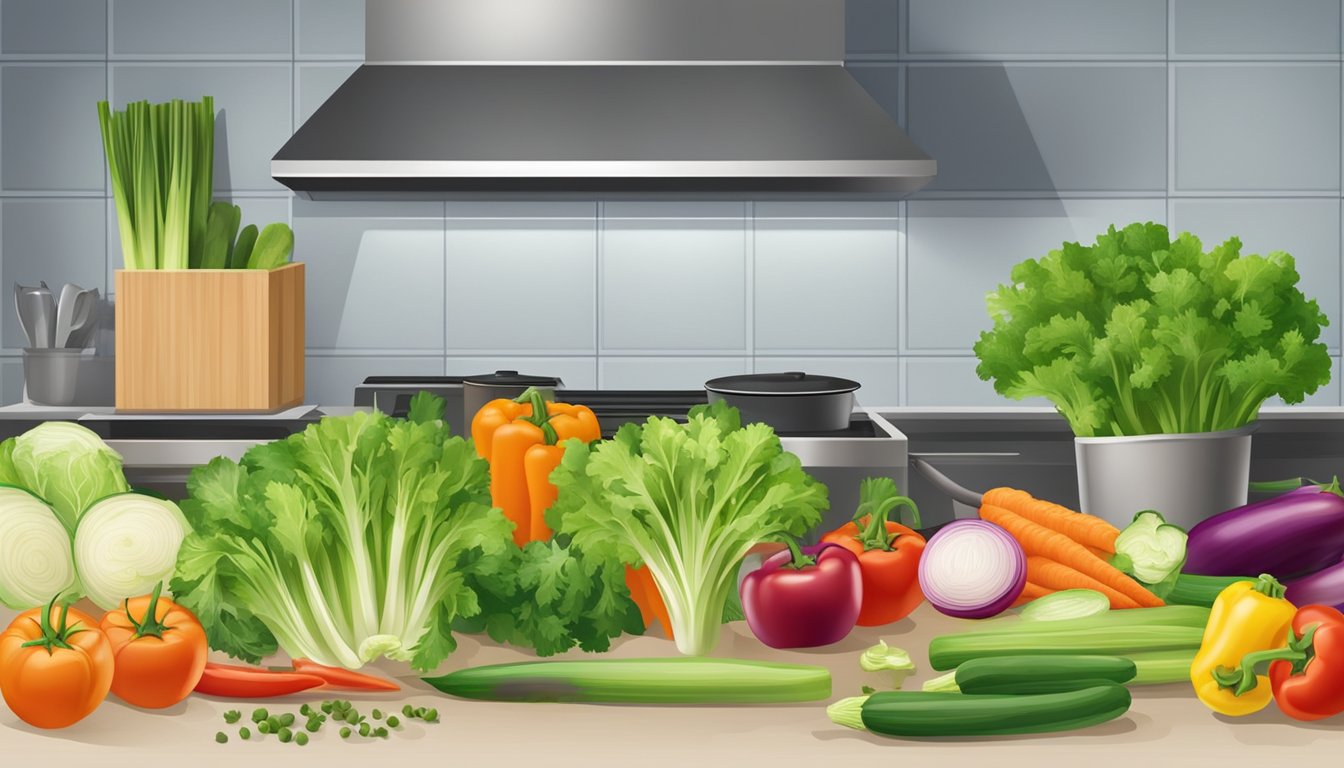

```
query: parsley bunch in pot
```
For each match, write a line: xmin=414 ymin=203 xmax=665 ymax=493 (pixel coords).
xmin=974 ymin=222 xmax=1331 ymax=530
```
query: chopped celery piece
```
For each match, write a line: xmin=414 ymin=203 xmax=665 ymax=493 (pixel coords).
xmin=1115 ymin=510 xmax=1187 ymax=586
xmin=1021 ymin=589 xmax=1110 ymax=622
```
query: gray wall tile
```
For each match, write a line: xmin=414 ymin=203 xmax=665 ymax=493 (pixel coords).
xmin=601 ymin=202 xmax=747 ymax=353
xmin=1173 ymin=0 xmax=1341 ymax=56
xmin=755 ymin=202 xmax=900 ymax=353
xmin=905 ymin=357 xmax=1049 ymax=407
xmin=1174 ymin=64 xmax=1341 ymax=192
xmin=1 ymin=64 xmax=105 ymax=191
xmin=445 ymin=203 xmax=596 ymax=355
xmin=0 ymin=357 xmax=23 ymax=405
xmin=1170 ymin=198 xmax=1341 ymax=350
xmin=305 ymin=355 xmax=442 ymax=406
xmin=1 ymin=0 xmax=106 ymax=55
xmin=845 ymin=0 xmax=899 ymax=56
xmin=847 ymin=64 xmax=901 ymax=125
xmin=296 ymin=0 xmax=364 ymax=58
xmin=111 ymin=64 xmax=292 ymax=192
xmin=296 ymin=62 xmax=359 ymax=125
xmin=907 ymin=0 xmax=1166 ymax=57
xmin=1 ymin=199 xmax=106 ymax=350
xmin=599 ymin=357 xmax=750 ymax=390
xmin=756 ymin=356 xmax=901 ymax=407
xmin=908 ymin=65 xmax=1166 ymax=193
xmin=294 ymin=200 xmax=444 ymax=353
xmin=107 ymin=197 xmax=289 ymax=284
xmin=906 ymin=199 xmax=1167 ymax=352
xmin=111 ymin=0 xmax=291 ymax=57
xmin=445 ymin=357 xmax=598 ymax=390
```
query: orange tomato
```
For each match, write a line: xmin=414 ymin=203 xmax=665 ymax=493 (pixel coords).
xmin=99 ymin=584 xmax=208 ymax=709
xmin=0 ymin=599 xmax=114 ymax=728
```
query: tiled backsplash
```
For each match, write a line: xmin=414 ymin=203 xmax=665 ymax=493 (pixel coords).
xmin=3 ymin=0 xmax=1343 ymax=408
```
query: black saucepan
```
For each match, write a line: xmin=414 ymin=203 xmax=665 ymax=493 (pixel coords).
xmin=704 ymin=371 xmax=859 ymax=432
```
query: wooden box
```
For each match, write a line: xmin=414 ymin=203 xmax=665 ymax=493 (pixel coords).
xmin=114 ymin=263 xmax=304 ymax=412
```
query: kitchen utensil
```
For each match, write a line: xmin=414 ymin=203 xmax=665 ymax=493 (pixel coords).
xmin=22 ymin=348 xmax=81 ymax=406
xmin=704 ymin=371 xmax=859 ymax=432
xmin=15 ymin=284 xmax=56 ymax=348
xmin=462 ymin=370 xmax=563 ymax=429
xmin=54 ymin=282 xmax=81 ymax=348
xmin=63 ymin=288 xmax=101 ymax=349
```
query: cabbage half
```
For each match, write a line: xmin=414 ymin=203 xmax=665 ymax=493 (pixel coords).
xmin=0 ymin=484 xmax=77 ymax=608
xmin=74 ymin=492 xmax=190 ymax=610
xmin=1 ymin=422 xmax=130 ymax=533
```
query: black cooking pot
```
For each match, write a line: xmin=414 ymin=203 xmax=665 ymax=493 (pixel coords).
xmin=462 ymin=370 xmax=563 ymax=430
xmin=704 ymin=371 xmax=859 ymax=432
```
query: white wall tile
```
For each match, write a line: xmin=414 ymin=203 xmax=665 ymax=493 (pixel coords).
xmin=907 ymin=0 xmax=1167 ymax=57
xmin=294 ymin=200 xmax=444 ymax=353
xmin=1173 ymin=0 xmax=1340 ymax=56
xmin=1 ymin=64 xmax=105 ymax=191
xmin=1 ymin=0 xmax=106 ymax=55
xmin=1174 ymin=64 xmax=1341 ymax=192
xmin=111 ymin=0 xmax=292 ymax=57
xmin=445 ymin=202 xmax=596 ymax=355
xmin=296 ymin=0 xmax=364 ymax=58
xmin=296 ymin=62 xmax=359 ymax=125
xmin=601 ymin=202 xmax=747 ymax=353
xmin=111 ymin=63 xmax=293 ymax=192
xmin=755 ymin=357 xmax=900 ymax=407
xmin=908 ymin=65 xmax=1167 ymax=193
xmin=845 ymin=0 xmax=900 ymax=56
xmin=306 ymin=355 xmax=443 ymax=407
xmin=1 ymin=199 xmax=107 ymax=351
xmin=905 ymin=357 xmax=1049 ymax=407
xmin=754 ymin=202 xmax=900 ymax=353
xmin=905 ymin=199 xmax=1167 ymax=352
xmin=444 ymin=357 xmax=598 ymax=390
xmin=1170 ymin=198 xmax=1341 ymax=350
xmin=600 ymin=357 xmax=749 ymax=390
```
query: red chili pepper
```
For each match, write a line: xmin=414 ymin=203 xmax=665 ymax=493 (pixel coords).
xmin=739 ymin=539 xmax=861 ymax=649
xmin=292 ymin=658 xmax=400 ymax=692
xmin=820 ymin=478 xmax=925 ymax=626
xmin=1267 ymin=605 xmax=1344 ymax=721
xmin=193 ymin=662 xmax=325 ymax=698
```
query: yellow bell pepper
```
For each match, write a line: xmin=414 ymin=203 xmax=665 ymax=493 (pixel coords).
xmin=1190 ymin=573 xmax=1296 ymax=716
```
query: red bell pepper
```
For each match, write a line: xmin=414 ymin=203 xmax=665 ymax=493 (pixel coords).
xmin=1268 ymin=605 xmax=1344 ymax=720
xmin=820 ymin=477 xmax=925 ymax=626
xmin=739 ymin=540 xmax=861 ymax=649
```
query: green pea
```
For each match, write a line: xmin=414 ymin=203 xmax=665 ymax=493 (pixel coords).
xmin=321 ymin=701 xmax=334 ymax=714
xmin=424 ymin=708 xmax=439 ymax=723
xmin=280 ymin=713 xmax=296 ymax=727
xmin=402 ymin=705 xmax=414 ymax=718
xmin=278 ymin=727 xmax=293 ymax=743
xmin=295 ymin=732 xmax=309 ymax=746
xmin=375 ymin=727 xmax=388 ymax=738
xmin=258 ymin=721 xmax=272 ymax=734
xmin=239 ymin=727 xmax=251 ymax=741
xmin=371 ymin=708 xmax=383 ymax=720
xmin=215 ymin=732 xmax=228 ymax=744
xmin=305 ymin=719 xmax=321 ymax=733
xmin=387 ymin=716 xmax=400 ymax=728
xmin=359 ymin=723 xmax=371 ymax=737
xmin=223 ymin=710 xmax=242 ymax=724
xmin=340 ymin=727 xmax=351 ymax=739
xmin=251 ymin=708 xmax=268 ymax=723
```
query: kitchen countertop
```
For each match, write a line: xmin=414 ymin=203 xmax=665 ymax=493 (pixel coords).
xmin=2 ymin=603 xmax=1338 ymax=765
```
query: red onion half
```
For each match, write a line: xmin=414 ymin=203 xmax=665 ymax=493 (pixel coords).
xmin=918 ymin=519 xmax=1027 ymax=619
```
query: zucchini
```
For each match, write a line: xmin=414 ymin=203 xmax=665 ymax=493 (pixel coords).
xmin=424 ymin=658 xmax=832 ymax=704
xmin=928 ymin=624 xmax=1205 ymax=670
xmin=951 ymin=655 xmax=1136 ymax=695
xmin=1167 ymin=573 xmax=1250 ymax=607
xmin=829 ymin=685 xmax=1132 ymax=738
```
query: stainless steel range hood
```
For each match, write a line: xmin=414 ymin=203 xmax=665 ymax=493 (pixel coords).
xmin=272 ymin=0 xmax=935 ymax=199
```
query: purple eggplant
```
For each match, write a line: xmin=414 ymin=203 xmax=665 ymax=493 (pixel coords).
xmin=1184 ymin=480 xmax=1344 ymax=579
xmin=1286 ymin=557 xmax=1344 ymax=612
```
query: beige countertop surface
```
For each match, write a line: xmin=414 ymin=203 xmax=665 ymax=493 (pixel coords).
xmin=1 ymin=604 xmax=1340 ymax=766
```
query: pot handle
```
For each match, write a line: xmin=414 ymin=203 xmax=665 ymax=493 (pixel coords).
xmin=910 ymin=456 xmax=990 ymax=508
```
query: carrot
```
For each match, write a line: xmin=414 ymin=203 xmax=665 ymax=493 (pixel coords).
xmin=1025 ymin=556 xmax=1140 ymax=609
xmin=291 ymin=658 xmax=400 ymax=691
xmin=982 ymin=487 xmax=1120 ymax=553
xmin=979 ymin=503 xmax=1163 ymax=608
xmin=1086 ymin=545 xmax=1113 ymax=561
xmin=1010 ymin=581 xmax=1051 ymax=608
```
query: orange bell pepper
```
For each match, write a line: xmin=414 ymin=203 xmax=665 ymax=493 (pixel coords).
xmin=471 ymin=388 xmax=600 ymax=545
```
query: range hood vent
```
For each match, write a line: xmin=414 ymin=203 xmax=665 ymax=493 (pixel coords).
xmin=272 ymin=0 xmax=936 ymax=199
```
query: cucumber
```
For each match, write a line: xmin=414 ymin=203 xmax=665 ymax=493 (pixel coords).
xmin=953 ymin=655 xmax=1136 ymax=695
xmin=839 ymin=685 xmax=1132 ymax=738
xmin=424 ymin=658 xmax=832 ymax=704
xmin=1167 ymin=573 xmax=1250 ymax=607
xmin=928 ymin=624 xmax=1205 ymax=670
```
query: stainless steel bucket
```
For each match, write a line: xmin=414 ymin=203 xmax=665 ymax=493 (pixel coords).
xmin=1075 ymin=424 xmax=1255 ymax=530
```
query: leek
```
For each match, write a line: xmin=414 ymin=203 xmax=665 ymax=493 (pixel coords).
xmin=73 ymin=492 xmax=189 ymax=610
xmin=0 ymin=486 xmax=77 ymax=608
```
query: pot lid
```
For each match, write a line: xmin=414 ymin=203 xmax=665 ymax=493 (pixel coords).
xmin=704 ymin=371 xmax=860 ymax=397
xmin=462 ymin=370 xmax=563 ymax=387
